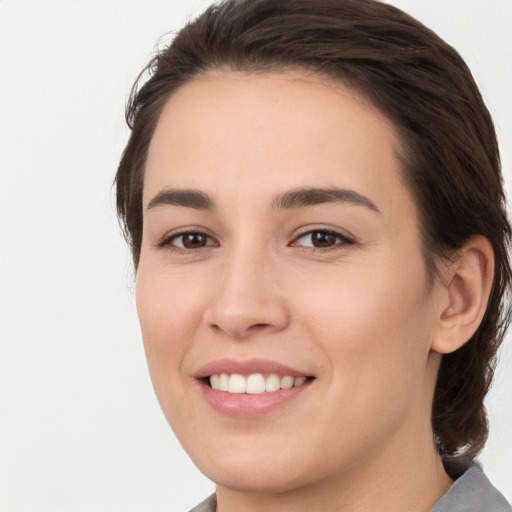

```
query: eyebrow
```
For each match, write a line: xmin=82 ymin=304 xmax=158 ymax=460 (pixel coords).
xmin=146 ymin=189 xmax=215 ymax=211
xmin=145 ymin=186 xmax=380 ymax=214
xmin=272 ymin=187 xmax=381 ymax=213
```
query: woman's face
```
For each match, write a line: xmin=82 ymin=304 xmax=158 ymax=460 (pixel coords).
xmin=136 ymin=71 xmax=445 ymax=492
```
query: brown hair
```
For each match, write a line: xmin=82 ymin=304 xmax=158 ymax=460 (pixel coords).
xmin=116 ymin=0 xmax=511 ymax=461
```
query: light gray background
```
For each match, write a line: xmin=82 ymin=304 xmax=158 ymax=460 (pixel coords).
xmin=0 ymin=1 xmax=510 ymax=510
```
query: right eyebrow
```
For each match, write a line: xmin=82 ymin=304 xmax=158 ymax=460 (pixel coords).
xmin=146 ymin=189 xmax=215 ymax=211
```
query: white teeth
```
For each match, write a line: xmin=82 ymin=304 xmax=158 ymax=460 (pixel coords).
xmin=265 ymin=373 xmax=281 ymax=392
xmin=280 ymin=375 xmax=294 ymax=389
xmin=210 ymin=374 xmax=220 ymax=389
xmin=294 ymin=376 xmax=306 ymax=387
xmin=209 ymin=373 xmax=309 ymax=394
xmin=218 ymin=373 xmax=229 ymax=391
xmin=246 ymin=373 xmax=266 ymax=394
xmin=229 ymin=374 xmax=246 ymax=394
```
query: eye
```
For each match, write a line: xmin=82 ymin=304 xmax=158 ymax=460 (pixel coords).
xmin=159 ymin=231 xmax=217 ymax=250
xmin=292 ymin=229 xmax=354 ymax=249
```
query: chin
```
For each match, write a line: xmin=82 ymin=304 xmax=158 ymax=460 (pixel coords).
xmin=201 ymin=461 xmax=306 ymax=494
xmin=186 ymin=437 xmax=323 ymax=495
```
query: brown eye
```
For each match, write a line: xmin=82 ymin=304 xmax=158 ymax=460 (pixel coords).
xmin=183 ymin=233 xmax=207 ymax=248
xmin=168 ymin=232 xmax=214 ymax=249
xmin=294 ymin=230 xmax=353 ymax=249
xmin=310 ymin=231 xmax=338 ymax=248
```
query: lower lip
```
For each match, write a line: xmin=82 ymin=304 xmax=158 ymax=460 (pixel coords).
xmin=200 ymin=380 xmax=313 ymax=418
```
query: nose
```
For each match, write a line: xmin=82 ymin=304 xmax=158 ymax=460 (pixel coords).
xmin=203 ymin=247 xmax=290 ymax=340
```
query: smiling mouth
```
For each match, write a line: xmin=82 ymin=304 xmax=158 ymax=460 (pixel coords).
xmin=207 ymin=373 xmax=313 ymax=394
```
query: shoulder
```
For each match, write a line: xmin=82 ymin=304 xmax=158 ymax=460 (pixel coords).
xmin=431 ymin=465 xmax=511 ymax=512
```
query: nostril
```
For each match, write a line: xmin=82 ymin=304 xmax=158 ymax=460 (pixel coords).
xmin=246 ymin=323 xmax=275 ymax=334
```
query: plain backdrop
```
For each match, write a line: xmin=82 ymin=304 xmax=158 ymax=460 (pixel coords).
xmin=0 ymin=1 xmax=511 ymax=510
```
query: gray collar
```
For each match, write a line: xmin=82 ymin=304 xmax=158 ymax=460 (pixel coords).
xmin=188 ymin=493 xmax=216 ymax=512
xmin=430 ymin=465 xmax=510 ymax=511
xmin=188 ymin=466 xmax=510 ymax=512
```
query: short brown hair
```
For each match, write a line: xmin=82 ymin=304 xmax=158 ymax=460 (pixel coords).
xmin=116 ymin=0 xmax=511 ymax=461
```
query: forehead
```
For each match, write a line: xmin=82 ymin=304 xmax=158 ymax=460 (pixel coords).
xmin=144 ymin=70 xmax=413 ymax=217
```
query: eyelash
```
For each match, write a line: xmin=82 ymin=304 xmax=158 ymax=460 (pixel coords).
xmin=291 ymin=229 xmax=355 ymax=251
xmin=157 ymin=228 xmax=355 ymax=253
xmin=157 ymin=230 xmax=218 ymax=252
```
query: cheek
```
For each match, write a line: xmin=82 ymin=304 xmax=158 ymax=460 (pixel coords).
xmin=135 ymin=266 xmax=211 ymax=432
xmin=135 ymin=266 xmax=204 ymax=381
xmin=291 ymin=256 xmax=434 ymax=395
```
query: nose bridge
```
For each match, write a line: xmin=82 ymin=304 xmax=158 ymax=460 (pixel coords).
xmin=205 ymin=236 xmax=289 ymax=338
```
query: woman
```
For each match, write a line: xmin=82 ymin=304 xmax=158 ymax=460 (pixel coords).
xmin=116 ymin=0 xmax=511 ymax=510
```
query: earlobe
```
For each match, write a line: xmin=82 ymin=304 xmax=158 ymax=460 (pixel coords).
xmin=432 ymin=236 xmax=495 ymax=355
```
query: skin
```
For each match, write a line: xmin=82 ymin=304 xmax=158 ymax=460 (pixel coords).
xmin=136 ymin=70 xmax=491 ymax=511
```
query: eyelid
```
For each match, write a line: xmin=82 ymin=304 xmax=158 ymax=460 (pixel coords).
xmin=154 ymin=225 xmax=355 ymax=251
xmin=290 ymin=226 xmax=356 ymax=249
xmin=156 ymin=228 xmax=219 ymax=249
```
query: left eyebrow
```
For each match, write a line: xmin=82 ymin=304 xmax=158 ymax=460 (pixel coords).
xmin=146 ymin=188 xmax=215 ymax=211
xmin=272 ymin=187 xmax=381 ymax=214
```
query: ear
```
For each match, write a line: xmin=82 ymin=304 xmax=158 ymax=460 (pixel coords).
xmin=431 ymin=236 xmax=495 ymax=355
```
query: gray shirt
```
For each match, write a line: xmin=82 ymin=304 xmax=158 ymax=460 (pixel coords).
xmin=188 ymin=466 xmax=510 ymax=511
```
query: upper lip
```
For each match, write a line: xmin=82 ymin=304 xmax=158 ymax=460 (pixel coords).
xmin=194 ymin=358 xmax=312 ymax=379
